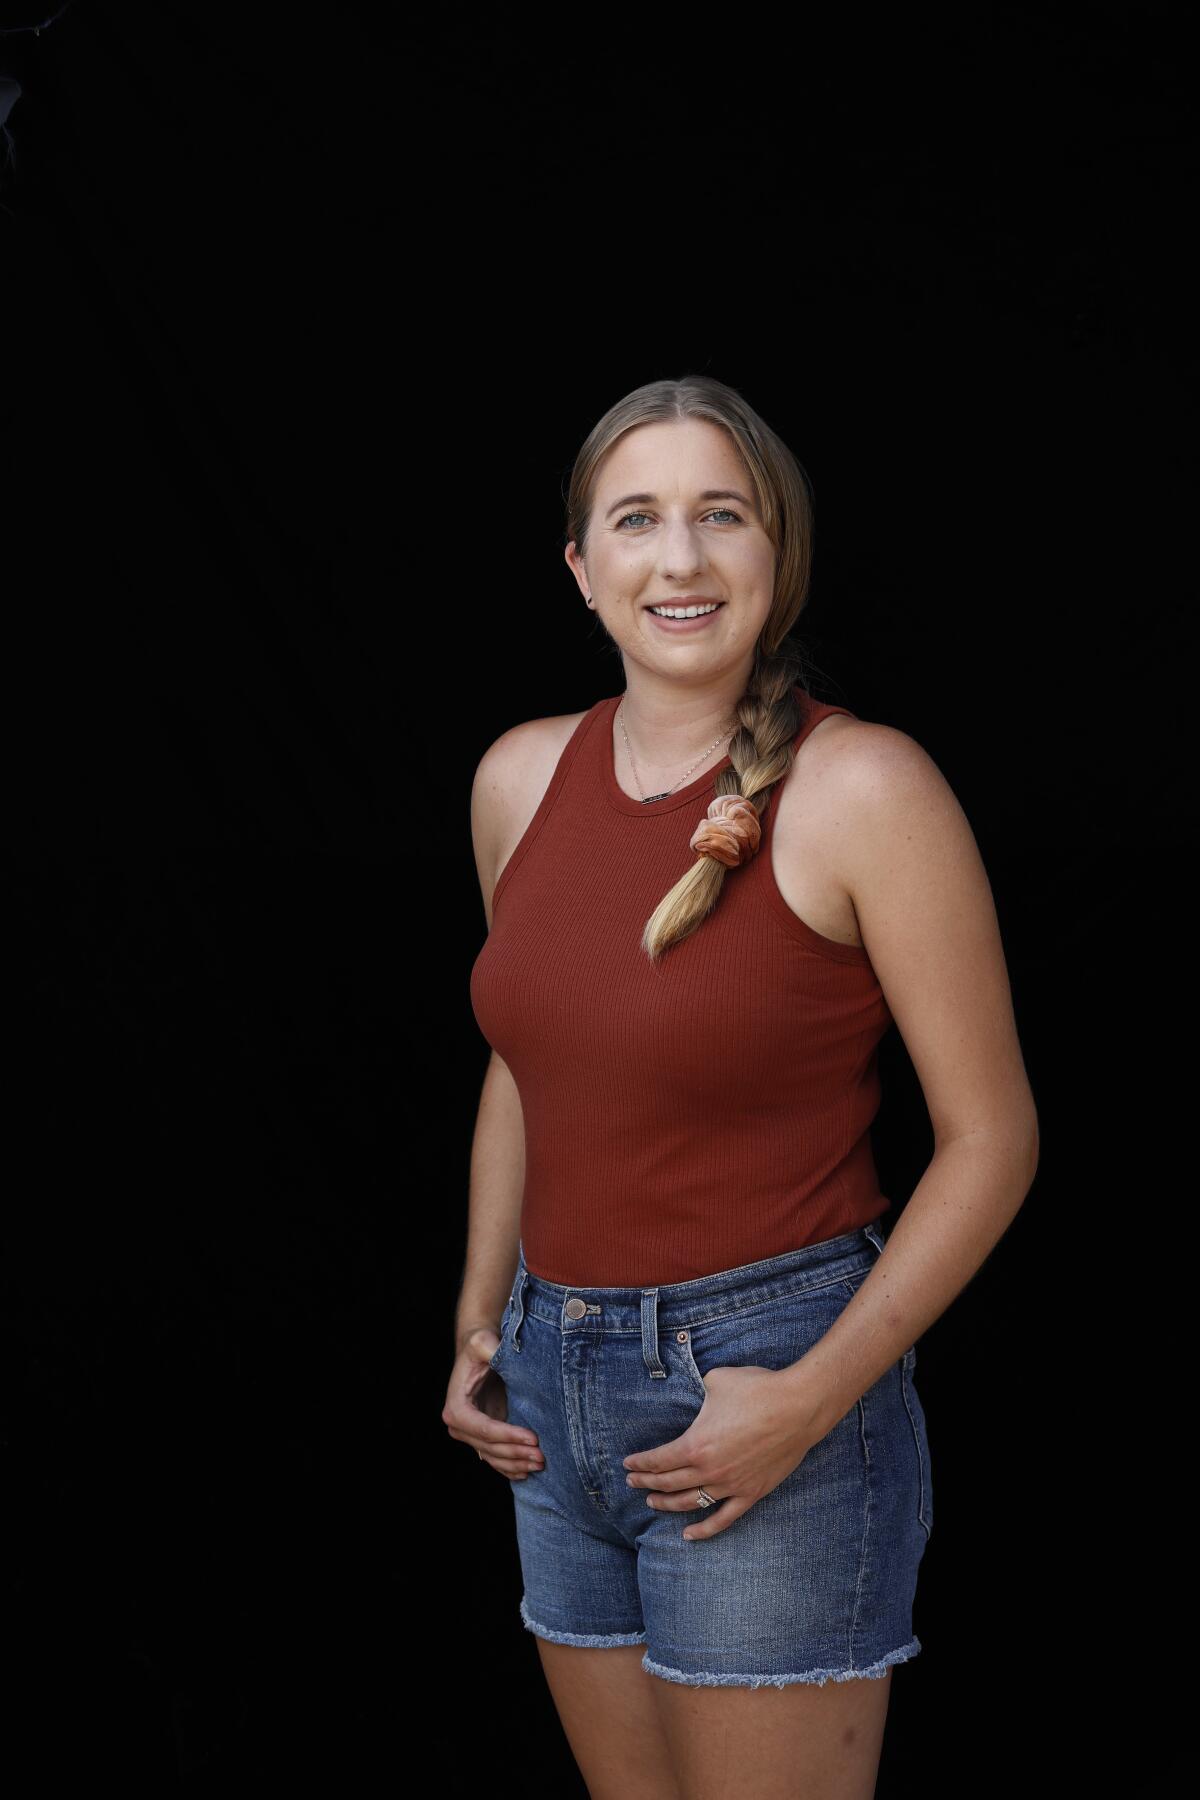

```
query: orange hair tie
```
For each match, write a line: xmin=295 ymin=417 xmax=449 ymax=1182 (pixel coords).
xmin=688 ymin=793 xmax=762 ymax=869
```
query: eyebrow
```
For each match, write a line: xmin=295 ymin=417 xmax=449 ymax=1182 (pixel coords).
xmin=603 ymin=488 xmax=754 ymax=519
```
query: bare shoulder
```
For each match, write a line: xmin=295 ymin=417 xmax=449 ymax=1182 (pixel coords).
xmin=770 ymin=712 xmax=979 ymax=954
xmin=470 ymin=709 xmax=588 ymax=925
xmin=802 ymin=710 xmax=936 ymax=781
xmin=793 ymin=712 xmax=962 ymax=823
xmin=801 ymin=716 xmax=1037 ymax=1147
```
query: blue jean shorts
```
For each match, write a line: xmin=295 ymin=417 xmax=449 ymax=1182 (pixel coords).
xmin=488 ymin=1222 xmax=932 ymax=1689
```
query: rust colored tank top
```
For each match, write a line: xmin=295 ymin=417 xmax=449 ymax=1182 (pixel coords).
xmin=469 ymin=686 xmax=894 ymax=1285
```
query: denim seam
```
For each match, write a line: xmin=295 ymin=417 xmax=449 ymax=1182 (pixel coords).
xmin=511 ymin=1269 xmax=528 ymax=1352
xmin=560 ymin=1335 xmax=606 ymax=1504
xmin=900 ymin=1354 xmax=933 ymax=1539
xmin=850 ymin=1391 xmax=873 ymax=1663
xmin=677 ymin=1332 xmax=708 ymax=1401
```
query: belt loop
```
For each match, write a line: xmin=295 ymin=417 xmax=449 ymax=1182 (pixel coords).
xmin=641 ymin=1288 xmax=667 ymax=1379
xmin=864 ymin=1221 xmax=886 ymax=1256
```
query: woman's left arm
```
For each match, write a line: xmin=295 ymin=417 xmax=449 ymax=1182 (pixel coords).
xmin=783 ymin=723 xmax=1040 ymax=1439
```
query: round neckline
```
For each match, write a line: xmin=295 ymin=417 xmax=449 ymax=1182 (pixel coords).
xmin=601 ymin=694 xmax=737 ymax=816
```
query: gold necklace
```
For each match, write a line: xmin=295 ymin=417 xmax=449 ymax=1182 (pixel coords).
xmin=618 ymin=701 xmax=735 ymax=803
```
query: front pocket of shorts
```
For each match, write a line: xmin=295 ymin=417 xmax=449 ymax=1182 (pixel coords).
xmin=673 ymin=1280 xmax=856 ymax=1403
xmin=488 ymin=1296 xmax=514 ymax=1372
xmin=901 ymin=1347 xmax=933 ymax=1539
xmin=675 ymin=1328 xmax=709 ymax=1401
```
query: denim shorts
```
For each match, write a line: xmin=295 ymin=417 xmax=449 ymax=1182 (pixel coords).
xmin=488 ymin=1222 xmax=932 ymax=1689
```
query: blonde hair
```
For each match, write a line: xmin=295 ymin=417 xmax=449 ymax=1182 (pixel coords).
xmin=565 ymin=374 xmax=817 ymax=962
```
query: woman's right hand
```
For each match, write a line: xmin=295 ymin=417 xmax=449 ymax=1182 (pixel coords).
xmin=442 ymin=1328 xmax=545 ymax=1479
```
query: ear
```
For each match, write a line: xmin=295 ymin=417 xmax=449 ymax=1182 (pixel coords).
xmin=564 ymin=539 xmax=591 ymax=601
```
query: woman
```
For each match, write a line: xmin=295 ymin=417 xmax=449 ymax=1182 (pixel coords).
xmin=444 ymin=375 xmax=1038 ymax=1799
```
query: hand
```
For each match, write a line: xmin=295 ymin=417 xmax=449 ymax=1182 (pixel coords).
xmin=442 ymin=1328 xmax=545 ymax=1480
xmin=623 ymin=1362 xmax=824 ymax=1539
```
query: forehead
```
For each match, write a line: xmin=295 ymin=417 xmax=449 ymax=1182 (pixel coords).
xmin=595 ymin=417 xmax=746 ymax=492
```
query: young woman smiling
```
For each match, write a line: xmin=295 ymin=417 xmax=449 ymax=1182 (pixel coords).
xmin=445 ymin=375 xmax=1038 ymax=1800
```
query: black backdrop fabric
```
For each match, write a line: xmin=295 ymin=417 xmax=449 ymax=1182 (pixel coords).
xmin=3 ymin=5 xmax=1189 ymax=1792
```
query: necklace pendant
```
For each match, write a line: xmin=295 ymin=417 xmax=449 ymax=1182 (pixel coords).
xmin=642 ymin=791 xmax=672 ymax=804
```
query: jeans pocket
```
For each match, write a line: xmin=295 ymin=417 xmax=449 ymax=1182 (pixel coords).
xmin=901 ymin=1346 xmax=933 ymax=1539
xmin=674 ymin=1278 xmax=859 ymax=1403
xmin=675 ymin=1326 xmax=709 ymax=1402
xmin=489 ymin=1296 xmax=514 ymax=1372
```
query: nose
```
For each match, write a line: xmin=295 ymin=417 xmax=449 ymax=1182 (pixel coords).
xmin=655 ymin=517 xmax=705 ymax=581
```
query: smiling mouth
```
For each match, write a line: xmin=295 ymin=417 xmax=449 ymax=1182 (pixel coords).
xmin=645 ymin=601 xmax=726 ymax=619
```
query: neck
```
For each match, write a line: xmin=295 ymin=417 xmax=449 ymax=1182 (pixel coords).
xmin=616 ymin=677 xmax=744 ymax=772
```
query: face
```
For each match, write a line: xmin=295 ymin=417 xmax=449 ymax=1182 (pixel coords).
xmin=565 ymin=417 xmax=776 ymax=682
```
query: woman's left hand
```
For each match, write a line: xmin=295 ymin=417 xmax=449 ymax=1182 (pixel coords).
xmin=622 ymin=1363 xmax=826 ymax=1539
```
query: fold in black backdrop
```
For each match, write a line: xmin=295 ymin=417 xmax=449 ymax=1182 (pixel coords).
xmin=4 ymin=5 xmax=1188 ymax=1792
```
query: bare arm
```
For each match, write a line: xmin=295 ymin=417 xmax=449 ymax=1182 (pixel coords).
xmin=452 ymin=723 xmax=532 ymax=1358
xmin=454 ymin=1048 xmax=525 ymax=1359
xmin=441 ymin=725 xmax=546 ymax=1479
xmin=784 ymin=723 xmax=1040 ymax=1435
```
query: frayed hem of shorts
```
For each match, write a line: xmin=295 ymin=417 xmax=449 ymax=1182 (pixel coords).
xmin=641 ymin=1636 xmax=922 ymax=1689
xmin=519 ymin=1597 xmax=648 ymax=1649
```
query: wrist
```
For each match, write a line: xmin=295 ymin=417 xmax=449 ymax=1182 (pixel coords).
xmin=457 ymin=1319 xmax=500 ymax=1356
xmin=776 ymin=1353 xmax=850 ymax=1443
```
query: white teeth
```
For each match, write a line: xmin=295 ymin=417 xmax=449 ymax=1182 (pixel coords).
xmin=649 ymin=603 xmax=720 ymax=618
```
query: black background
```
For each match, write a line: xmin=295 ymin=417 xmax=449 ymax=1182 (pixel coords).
xmin=3 ymin=3 xmax=1188 ymax=1792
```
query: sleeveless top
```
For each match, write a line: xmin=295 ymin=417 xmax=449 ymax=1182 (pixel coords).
xmin=469 ymin=686 xmax=894 ymax=1285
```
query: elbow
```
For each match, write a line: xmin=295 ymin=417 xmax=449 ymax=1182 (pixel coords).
xmin=1010 ymin=1112 xmax=1040 ymax=1204
xmin=937 ymin=1111 xmax=1040 ymax=1192
xmin=1025 ymin=1105 xmax=1041 ymax=1181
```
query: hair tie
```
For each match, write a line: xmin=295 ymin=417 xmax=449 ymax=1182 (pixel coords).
xmin=688 ymin=793 xmax=761 ymax=869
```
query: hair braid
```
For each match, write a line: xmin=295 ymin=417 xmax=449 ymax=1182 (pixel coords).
xmin=640 ymin=639 xmax=808 ymax=960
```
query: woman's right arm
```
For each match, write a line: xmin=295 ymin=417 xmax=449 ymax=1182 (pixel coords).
xmin=454 ymin=1047 xmax=525 ymax=1360
xmin=441 ymin=727 xmax=545 ymax=1479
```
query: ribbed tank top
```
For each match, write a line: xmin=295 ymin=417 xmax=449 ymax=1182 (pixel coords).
xmin=469 ymin=686 xmax=894 ymax=1285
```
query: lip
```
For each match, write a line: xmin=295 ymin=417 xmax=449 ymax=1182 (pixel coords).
xmin=644 ymin=598 xmax=726 ymax=634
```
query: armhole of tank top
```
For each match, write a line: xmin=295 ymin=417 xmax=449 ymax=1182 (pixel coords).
xmin=490 ymin=702 xmax=603 ymax=918
xmin=752 ymin=699 xmax=876 ymax=966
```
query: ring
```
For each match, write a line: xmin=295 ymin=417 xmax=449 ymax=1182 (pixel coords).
xmin=696 ymin=1487 xmax=716 ymax=1507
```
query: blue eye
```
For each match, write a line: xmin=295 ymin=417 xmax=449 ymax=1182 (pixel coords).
xmin=615 ymin=508 xmax=741 ymax=529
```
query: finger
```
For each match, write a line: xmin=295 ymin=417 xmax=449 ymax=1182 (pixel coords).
xmin=472 ymin=1422 xmax=545 ymax=1464
xmin=482 ymin=1445 xmax=545 ymax=1479
xmin=469 ymin=1431 xmax=545 ymax=1473
xmin=446 ymin=1414 xmax=541 ymax=1448
xmin=623 ymin=1437 xmax=691 ymax=1475
xmin=640 ymin=1485 xmax=722 ymax=1513
xmin=682 ymin=1496 xmax=753 ymax=1540
xmin=626 ymin=1465 xmax=704 ymax=1493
